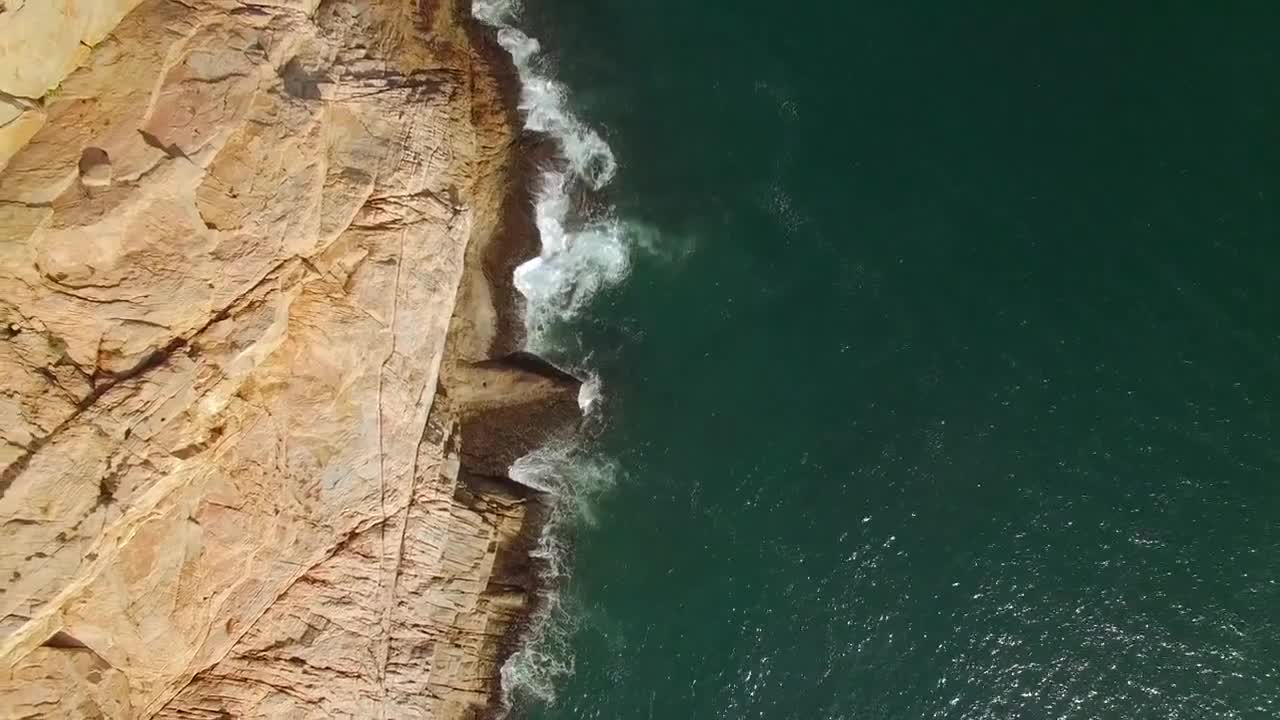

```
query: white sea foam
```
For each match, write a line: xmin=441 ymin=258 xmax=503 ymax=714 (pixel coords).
xmin=471 ymin=0 xmax=629 ymax=711
xmin=576 ymin=373 xmax=604 ymax=413
xmin=516 ymin=172 xmax=629 ymax=346
xmin=477 ymin=3 xmax=627 ymax=351
xmin=500 ymin=443 xmax=617 ymax=706
xmin=471 ymin=0 xmax=520 ymax=26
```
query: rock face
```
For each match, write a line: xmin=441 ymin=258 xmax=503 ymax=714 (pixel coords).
xmin=0 ymin=0 xmax=568 ymax=717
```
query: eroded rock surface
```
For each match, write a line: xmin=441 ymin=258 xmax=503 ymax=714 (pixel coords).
xmin=0 ymin=0 xmax=566 ymax=717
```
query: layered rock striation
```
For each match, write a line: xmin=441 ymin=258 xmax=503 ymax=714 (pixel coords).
xmin=0 ymin=0 xmax=567 ymax=717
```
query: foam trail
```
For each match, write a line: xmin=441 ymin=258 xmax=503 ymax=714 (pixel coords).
xmin=500 ymin=443 xmax=616 ymax=705
xmin=471 ymin=0 xmax=629 ymax=710
xmin=474 ymin=1 xmax=629 ymax=352
xmin=516 ymin=173 xmax=629 ymax=347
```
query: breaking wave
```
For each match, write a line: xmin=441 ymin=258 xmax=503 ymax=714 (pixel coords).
xmin=501 ymin=442 xmax=617 ymax=706
xmin=473 ymin=0 xmax=629 ymax=711
xmin=474 ymin=0 xmax=630 ymax=353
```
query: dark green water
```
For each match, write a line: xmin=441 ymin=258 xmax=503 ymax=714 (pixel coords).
xmin=514 ymin=2 xmax=1280 ymax=718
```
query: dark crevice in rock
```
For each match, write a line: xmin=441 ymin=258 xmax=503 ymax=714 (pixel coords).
xmin=471 ymin=351 xmax=581 ymax=385
xmin=279 ymin=57 xmax=327 ymax=100
xmin=137 ymin=129 xmax=190 ymax=161
xmin=41 ymin=630 xmax=89 ymax=650
xmin=0 ymin=259 xmax=299 ymax=502
xmin=458 ymin=469 xmax=546 ymax=498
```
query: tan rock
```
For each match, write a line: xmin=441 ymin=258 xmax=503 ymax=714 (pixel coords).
xmin=0 ymin=0 xmax=147 ymax=100
xmin=0 ymin=0 xmax=565 ymax=717
xmin=0 ymin=0 xmax=150 ymax=170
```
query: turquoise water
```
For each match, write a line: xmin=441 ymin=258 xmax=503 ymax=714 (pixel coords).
xmin=499 ymin=3 xmax=1280 ymax=718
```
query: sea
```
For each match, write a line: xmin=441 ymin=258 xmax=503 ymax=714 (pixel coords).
xmin=474 ymin=2 xmax=1280 ymax=718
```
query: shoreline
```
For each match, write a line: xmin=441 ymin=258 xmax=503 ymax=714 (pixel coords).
xmin=449 ymin=3 xmax=576 ymax=716
xmin=456 ymin=0 xmax=631 ymax=712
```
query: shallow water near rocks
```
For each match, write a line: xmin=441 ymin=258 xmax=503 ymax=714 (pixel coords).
xmin=497 ymin=2 xmax=1280 ymax=718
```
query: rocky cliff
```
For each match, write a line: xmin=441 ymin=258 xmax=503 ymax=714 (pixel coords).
xmin=0 ymin=1 xmax=570 ymax=717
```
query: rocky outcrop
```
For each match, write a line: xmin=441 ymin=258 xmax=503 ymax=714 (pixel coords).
xmin=0 ymin=0 xmax=568 ymax=717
